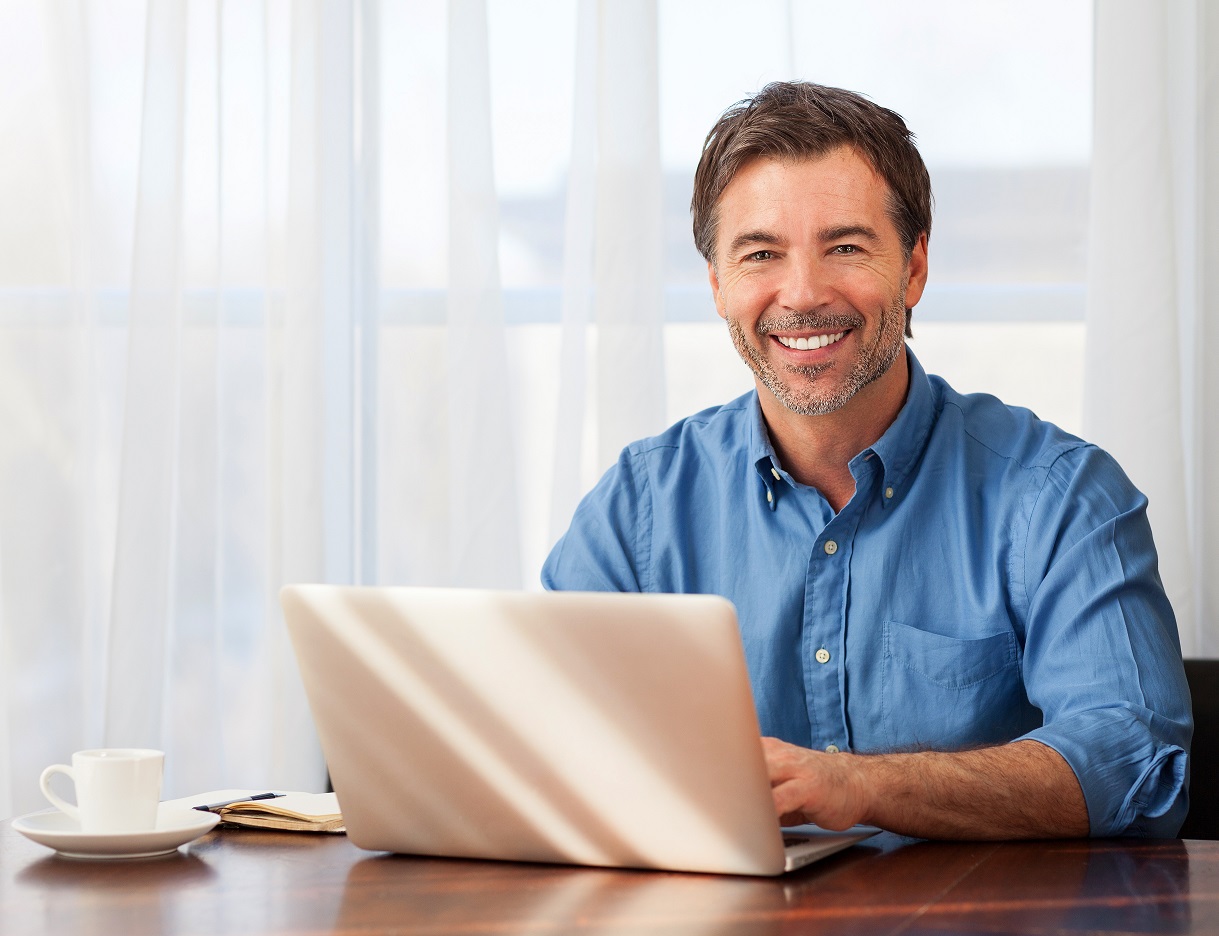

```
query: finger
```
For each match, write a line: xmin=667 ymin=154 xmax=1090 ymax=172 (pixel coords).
xmin=761 ymin=737 xmax=806 ymax=780
xmin=761 ymin=735 xmax=799 ymax=757
xmin=771 ymin=778 xmax=813 ymax=818
xmin=772 ymin=768 xmax=862 ymax=832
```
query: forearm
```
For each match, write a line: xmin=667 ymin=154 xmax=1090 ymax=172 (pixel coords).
xmin=767 ymin=738 xmax=1090 ymax=840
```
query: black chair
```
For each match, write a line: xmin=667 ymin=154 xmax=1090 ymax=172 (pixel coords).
xmin=1180 ymin=659 xmax=1219 ymax=839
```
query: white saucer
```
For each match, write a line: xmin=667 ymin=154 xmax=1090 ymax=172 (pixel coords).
xmin=12 ymin=804 xmax=221 ymax=859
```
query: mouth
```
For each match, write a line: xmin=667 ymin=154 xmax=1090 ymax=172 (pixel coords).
xmin=774 ymin=331 xmax=847 ymax=351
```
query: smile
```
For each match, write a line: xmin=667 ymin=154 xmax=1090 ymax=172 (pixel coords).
xmin=775 ymin=331 xmax=846 ymax=351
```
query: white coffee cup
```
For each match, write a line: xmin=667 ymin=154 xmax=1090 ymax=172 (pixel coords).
xmin=39 ymin=749 xmax=164 ymax=833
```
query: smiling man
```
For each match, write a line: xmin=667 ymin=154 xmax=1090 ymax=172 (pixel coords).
xmin=542 ymin=82 xmax=1191 ymax=839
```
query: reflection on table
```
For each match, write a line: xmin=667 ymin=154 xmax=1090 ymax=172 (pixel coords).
xmin=0 ymin=820 xmax=1205 ymax=935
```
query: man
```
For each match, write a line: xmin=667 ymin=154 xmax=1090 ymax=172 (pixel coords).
xmin=543 ymin=82 xmax=1191 ymax=839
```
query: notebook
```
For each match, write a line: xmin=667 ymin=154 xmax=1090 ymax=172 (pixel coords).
xmin=281 ymin=585 xmax=877 ymax=876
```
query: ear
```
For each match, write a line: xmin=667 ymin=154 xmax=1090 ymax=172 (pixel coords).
xmin=903 ymin=232 xmax=929 ymax=308
xmin=707 ymin=261 xmax=726 ymax=321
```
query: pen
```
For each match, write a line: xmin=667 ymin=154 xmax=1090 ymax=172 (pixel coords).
xmin=193 ymin=792 xmax=285 ymax=812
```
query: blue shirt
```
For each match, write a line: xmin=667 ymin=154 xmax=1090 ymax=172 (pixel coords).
xmin=542 ymin=350 xmax=1191 ymax=837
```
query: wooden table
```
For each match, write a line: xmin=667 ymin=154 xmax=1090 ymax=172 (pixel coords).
xmin=2 ymin=818 xmax=1213 ymax=934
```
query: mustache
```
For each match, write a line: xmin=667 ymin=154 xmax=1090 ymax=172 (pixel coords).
xmin=755 ymin=311 xmax=863 ymax=336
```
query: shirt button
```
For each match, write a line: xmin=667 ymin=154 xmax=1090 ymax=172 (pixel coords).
xmin=885 ymin=486 xmax=895 ymax=499
xmin=823 ymin=540 xmax=838 ymax=555
xmin=771 ymin=467 xmax=781 ymax=481
xmin=815 ymin=648 xmax=830 ymax=664
xmin=766 ymin=489 xmax=773 ymax=504
xmin=825 ymin=744 xmax=840 ymax=754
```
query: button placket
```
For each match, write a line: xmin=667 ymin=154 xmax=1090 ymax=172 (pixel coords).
xmin=803 ymin=500 xmax=862 ymax=755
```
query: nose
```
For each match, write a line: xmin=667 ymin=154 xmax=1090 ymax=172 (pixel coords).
xmin=776 ymin=253 xmax=837 ymax=313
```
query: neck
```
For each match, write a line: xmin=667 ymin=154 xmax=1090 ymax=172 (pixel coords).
xmin=760 ymin=350 xmax=910 ymax=512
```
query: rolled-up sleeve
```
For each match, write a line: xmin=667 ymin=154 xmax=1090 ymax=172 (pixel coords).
xmin=1017 ymin=446 xmax=1191 ymax=837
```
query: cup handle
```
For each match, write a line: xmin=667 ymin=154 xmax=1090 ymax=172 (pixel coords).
xmin=39 ymin=764 xmax=80 ymax=820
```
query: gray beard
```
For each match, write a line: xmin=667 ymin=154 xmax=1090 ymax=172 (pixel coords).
xmin=727 ymin=295 xmax=907 ymax=417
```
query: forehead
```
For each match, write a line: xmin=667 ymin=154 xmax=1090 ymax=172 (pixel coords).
xmin=715 ymin=149 xmax=896 ymax=241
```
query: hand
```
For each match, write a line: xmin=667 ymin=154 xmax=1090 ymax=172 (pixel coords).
xmin=762 ymin=736 xmax=870 ymax=831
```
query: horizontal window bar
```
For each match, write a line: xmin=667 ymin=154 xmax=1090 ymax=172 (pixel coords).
xmin=0 ymin=282 xmax=1086 ymax=327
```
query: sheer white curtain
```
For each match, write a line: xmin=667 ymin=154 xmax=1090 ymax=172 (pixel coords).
xmin=548 ymin=0 xmax=666 ymax=540
xmin=1 ymin=0 xmax=1117 ymax=822
xmin=1084 ymin=0 xmax=1219 ymax=655
xmin=0 ymin=0 xmax=664 ymax=819
xmin=0 ymin=0 xmax=334 ymax=816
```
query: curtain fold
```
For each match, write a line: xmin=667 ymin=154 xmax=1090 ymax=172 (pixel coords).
xmin=549 ymin=0 xmax=597 ymax=543
xmin=106 ymin=0 xmax=186 ymax=750
xmin=445 ymin=0 xmax=523 ymax=588
xmin=1085 ymin=0 xmax=1218 ymax=654
xmin=594 ymin=0 xmax=666 ymax=468
xmin=1202 ymin=1 xmax=1219 ymax=656
xmin=270 ymin=0 xmax=328 ymax=791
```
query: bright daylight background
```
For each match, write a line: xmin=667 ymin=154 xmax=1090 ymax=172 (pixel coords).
xmin=0 ymin=0 xmax=1215 ymax=817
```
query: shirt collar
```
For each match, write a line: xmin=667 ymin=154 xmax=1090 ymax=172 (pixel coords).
xmin=749 ymin=394 xmax=785 ymax=510
xmin=853 ymin=347 xmax=937 ymax=507
xmin=747 ymin=346 xmax=938 ymax=510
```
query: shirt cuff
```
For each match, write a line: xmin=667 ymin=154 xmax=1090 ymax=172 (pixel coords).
xmin=1019 ymin=705 xmax=1189 ymax=837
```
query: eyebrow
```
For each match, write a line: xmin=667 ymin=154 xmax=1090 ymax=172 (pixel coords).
xmin=727 ymin=230 xmax=783 ymax=254
xmin=819 ymin=224 xmax=881 ymax=243
xmin=726 ymin=224 xmax=882 ymax=257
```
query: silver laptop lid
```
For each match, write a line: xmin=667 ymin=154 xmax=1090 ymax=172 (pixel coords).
xmin=282 ymin=585 xmax=800 ymax=875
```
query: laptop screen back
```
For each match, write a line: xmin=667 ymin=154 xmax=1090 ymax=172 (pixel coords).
xmin=282 ymin=585 xmax=793 ymax=875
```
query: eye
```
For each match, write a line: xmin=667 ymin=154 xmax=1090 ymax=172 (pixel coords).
xmin=746 ymin=250 xmax=775 ymax=262
xmin=832 ymin=244 xmax=859 ymax=255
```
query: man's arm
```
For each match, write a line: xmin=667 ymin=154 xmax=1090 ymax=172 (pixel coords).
xmin=764 ymin=736 xmax=1089 ymax=839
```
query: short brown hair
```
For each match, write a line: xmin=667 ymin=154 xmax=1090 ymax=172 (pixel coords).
xmin=692 ymin=81 xmax=933 ymax=266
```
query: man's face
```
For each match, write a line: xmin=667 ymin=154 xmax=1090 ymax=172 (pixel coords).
xmin=707 ymin=148 xmax=928 ymax=417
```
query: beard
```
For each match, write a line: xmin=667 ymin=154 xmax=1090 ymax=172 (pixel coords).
xmin=727 ymin=291 xmax=908 ymax=417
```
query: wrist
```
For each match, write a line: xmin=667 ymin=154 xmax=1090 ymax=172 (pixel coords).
xmin=835 ymin=751 xmax=879 ymax=829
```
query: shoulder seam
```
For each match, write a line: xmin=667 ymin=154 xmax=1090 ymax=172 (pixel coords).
xmin=941 ymin=398 xmax=1091 ymax=472
xmin=1017 ymin=444 xmax=1097 ymax=613
xmin=629 ymin=446 xmax=655 ymax=593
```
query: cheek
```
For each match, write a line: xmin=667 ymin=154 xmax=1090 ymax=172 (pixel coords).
xmin=837 ymin=278 xmax=898 ymax=316
xmin=722 ymin=273 xmax=772 ymax=309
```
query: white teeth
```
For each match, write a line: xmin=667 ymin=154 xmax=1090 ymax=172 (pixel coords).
xmin=777 ymin=331 xmax=845 ymax=350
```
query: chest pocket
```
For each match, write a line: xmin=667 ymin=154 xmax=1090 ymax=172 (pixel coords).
xmin=881 ymin=620 xmax=1035 ymax=751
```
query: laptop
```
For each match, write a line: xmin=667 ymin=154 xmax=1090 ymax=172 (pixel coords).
xmin=281 ymin=585 xmax=878 ymax=876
